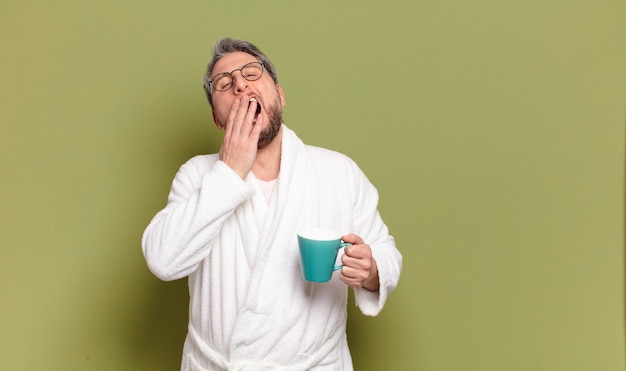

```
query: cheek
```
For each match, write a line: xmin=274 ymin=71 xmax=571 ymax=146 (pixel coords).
xmin=212 ymin=98 xmax=233 ymax=122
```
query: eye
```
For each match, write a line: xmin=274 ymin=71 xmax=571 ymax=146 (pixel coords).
xmin=218 ymin=80 xmax=233 ymax=90
xmin=213 ymin=74 xmax=232 ymax=91
xmin=242 ymin=64 xmax=263 ymax=80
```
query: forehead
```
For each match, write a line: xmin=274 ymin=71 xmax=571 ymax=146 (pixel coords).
xmin=212 ymin=52 xmax=258 ymax=76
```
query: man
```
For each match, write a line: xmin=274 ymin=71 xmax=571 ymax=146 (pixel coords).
xmin=142 ymin=38 xmax=402 ymax=370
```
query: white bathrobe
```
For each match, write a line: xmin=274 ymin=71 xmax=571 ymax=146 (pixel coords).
xmin=142 ymin=125 xmax=402 ymax=370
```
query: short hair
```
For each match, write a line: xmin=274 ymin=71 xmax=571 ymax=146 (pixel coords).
xmin=202 ymin=38 xmax=279 ymax=109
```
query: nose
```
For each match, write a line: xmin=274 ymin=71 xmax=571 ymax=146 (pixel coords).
xmin=232 ymin=71 xmax=249 ymax=94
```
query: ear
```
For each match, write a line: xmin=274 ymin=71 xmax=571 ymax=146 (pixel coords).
xmin=212 ymin=111 xmax=224 ymax=130
xmin=276 ymin=84 xmax=286 ymax=107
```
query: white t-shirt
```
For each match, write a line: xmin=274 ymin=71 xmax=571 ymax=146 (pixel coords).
xmin=254 ymin=176 xmax=277 ymax=204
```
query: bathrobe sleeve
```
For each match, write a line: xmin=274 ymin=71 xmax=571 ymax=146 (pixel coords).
xmin=348 ymin=160 xmax=403 ymax=316
xmin=142 ymin=156 xmax=255 ymax=281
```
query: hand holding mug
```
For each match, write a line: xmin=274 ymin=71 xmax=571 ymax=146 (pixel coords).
xmin=339 ymin=234 xmax=379 ymax=291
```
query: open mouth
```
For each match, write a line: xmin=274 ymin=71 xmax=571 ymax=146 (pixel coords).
xmin=249 ymin=97 xmax=262 ymax=122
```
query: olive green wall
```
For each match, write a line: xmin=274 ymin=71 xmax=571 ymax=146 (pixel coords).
xmin=1 ymin=1 xmax=624 ymax=370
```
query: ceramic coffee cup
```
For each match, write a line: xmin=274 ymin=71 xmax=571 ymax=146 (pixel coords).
xmin=297 ymin=227 xmax=351 ymax=282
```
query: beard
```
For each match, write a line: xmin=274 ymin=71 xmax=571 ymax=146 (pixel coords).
xmin=256 ymin=99 xmax=283 ymax=150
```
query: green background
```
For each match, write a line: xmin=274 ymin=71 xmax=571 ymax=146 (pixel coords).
xmin=1 ymin=1 xmax=624 ymax=370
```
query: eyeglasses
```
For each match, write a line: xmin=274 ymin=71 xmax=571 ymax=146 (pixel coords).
xmin=209 ymin=61 xmax=265 ymax=92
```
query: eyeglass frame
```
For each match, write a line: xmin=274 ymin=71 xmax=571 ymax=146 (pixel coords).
xmin=207 ymin=61 xmax=266 ymax=92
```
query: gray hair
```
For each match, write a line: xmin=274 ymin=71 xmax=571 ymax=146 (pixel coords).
xmin=202 ymin=38 xmax=279 ymax=109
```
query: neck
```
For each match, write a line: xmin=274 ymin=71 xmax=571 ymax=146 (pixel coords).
xmin=252 ymin=127 xmax=282 ymax=181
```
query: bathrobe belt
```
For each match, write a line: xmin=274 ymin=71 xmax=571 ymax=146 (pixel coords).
xmin=188 ymin=322 xmax=344 ymax=370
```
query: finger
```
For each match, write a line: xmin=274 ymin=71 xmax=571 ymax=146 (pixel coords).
xmin=343 ymin=244 xmax=354 ymax=257
xmin=223 ymin=98 xmax=241 ymax=138
xmin=342 ymin=253 xmax=373 ymax=273
xmin=344 ymin=244 xmax=372 ymax=260
xmin=245 ymin=98 xmax=260 ymax=136
xmin=339 ymin=267 xmax=368 ymax=287
xmin=340 ymin=276 xmax=362 ymax=288
xmin=232 ymin=95 xmax=252 ymax=136
xmin=249 ymin=106 xmax=263 ymax=139
xmin=341 ymin=234 xmax=364 ymax=246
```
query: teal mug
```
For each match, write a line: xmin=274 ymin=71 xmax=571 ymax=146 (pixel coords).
xmin=297 ymin=227 xmax=351 ymax=282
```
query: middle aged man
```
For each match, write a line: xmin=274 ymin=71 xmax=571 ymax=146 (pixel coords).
xmin=142 ymin=38 xmax=403 ymax=370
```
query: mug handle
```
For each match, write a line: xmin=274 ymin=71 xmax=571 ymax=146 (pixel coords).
xmin=333 ymin=242 xmax=352 ymax=271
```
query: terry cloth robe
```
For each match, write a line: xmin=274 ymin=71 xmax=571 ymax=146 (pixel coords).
xmin=142 ymin=125 xmax=402 ymax=370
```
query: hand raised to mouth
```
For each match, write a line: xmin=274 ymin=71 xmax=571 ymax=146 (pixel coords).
xmin=219 ymin=95 xmax=263 ymax=179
